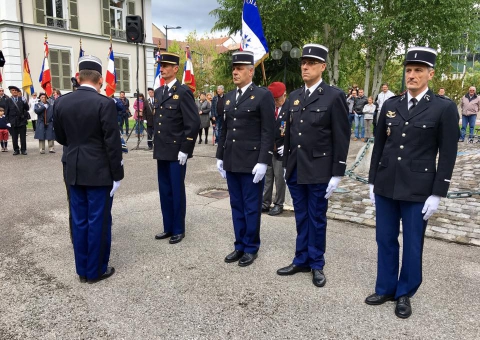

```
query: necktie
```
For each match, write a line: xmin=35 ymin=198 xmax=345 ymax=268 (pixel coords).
xmin=304 ymin=89 xmax=311 ymax=100
xmin=236 ymin=89 xmax=242 ymax=103
xmin=14 ymin=97 xmax=17 ymax=103
xmin=275 ymin=107 xmax=279 ymax=120
xmin=409 ymin=98 xmax=418 ymax=111
xmin=163 ymin=86 xmax=168 ymax=97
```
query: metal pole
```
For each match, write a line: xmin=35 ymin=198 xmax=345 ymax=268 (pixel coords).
xmin=165 ymin=28 xmax=168 ymax=52
xmin=283 ymin=53 xmax=287 ymax=85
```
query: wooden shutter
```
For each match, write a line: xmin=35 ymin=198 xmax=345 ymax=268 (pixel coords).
xmin=50 ymin=49 xmax=61 ymax=89
xmin=122 ymin=58 xmax=130 ymax=92
xmin=61 ymin=50 xmax=71 ymax=90
xmin=69 ymin=0 xmax=78 ymax=30
xmin=34 ymin=0 xmax=46 ymax=25
xmin=128 ymin=1 xmax=135 ymax=15
xmin=101 ymin=0 xmax=110 ymax=36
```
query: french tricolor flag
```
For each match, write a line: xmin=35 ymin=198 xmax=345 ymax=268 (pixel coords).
xmin=241 ymin=0 xmax=269 ymax=66
xmin=153 ymin=49 xmax=164 ymax=90
xmin=182 ymin=46 xmax=196 ymax=93
xmin=105 ymin=46 xmax=116 ymax=97
xmin=38 ymin=40 xmax=53 ymax=97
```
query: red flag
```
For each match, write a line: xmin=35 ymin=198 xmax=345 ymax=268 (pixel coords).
xmin=105 ymin=46 xmax=116 ymax=97
xmin=182 ymin=46 xmax=196 ymax=93
xmin=39 ymin=40 xmax=53 ymax=97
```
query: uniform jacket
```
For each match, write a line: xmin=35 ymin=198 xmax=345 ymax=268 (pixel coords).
xmin=460 ymin=93 xmax=480 ymax=116
xmin=273 ymin=99 xmax=289 ymax=161
xmin=33 ymin=101 xmax=55 ymax=141
xmin=53 ymin=86 xmax=124 ymax=186
xmin=153 ymin=80 xmax=201 ymax=161
xmin=283 ymin=82 xmax=350 ymax=184
xmin=6 ymin=96 xmax=29 ymax=127
xmin=144 ymin=97 xmax=155 ymax=127
xmin=369 ymin=90 xmax=459 ymax=202
xmin=216 ymin=83 xmax=275 ymax=173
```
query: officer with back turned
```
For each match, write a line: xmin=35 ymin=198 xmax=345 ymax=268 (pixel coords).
xmin=365 ymin=47 xmax=458 ymax=319
xmin=153 ymin=52 xmax=200 ymax=244
xmin=216 ymin=50 xmax=275 ymax=267
xmin=53 ymin=55 xmax=124 ymax=283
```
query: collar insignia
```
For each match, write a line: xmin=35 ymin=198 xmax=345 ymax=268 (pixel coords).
xmin=386 ymin=111 xmax=396 ymax=118
xmin=400 ymin=95 xmax=406 ymax=101
xmin=424 ymin=94 xmax=430 ymax=102
xmin=318 ymin=87 xmax=323 ymax=93
xmin=294 ymin=99 xmax=300 ymax=106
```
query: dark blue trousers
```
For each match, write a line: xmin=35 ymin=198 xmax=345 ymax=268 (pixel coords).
xmin=375 ymin=194 xmax=428 ymax=299
xmin=287 ymin=167 xmax=328 ymax=270
xmin=157 ymin=160 xmax=186 ymax=235
xmin=70 ymin=185 xmax=113 ymax=280
xmin=226 ymin=171 xmax=264 ymax=254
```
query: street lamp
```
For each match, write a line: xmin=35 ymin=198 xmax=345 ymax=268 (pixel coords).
xmin=271 ymin=41 xmax=301 ymax=85
xmin=164 ymin=25 xmax=181 ymax=51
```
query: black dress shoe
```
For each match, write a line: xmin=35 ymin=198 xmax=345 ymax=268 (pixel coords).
xmin=198 ymin=139 xmax=202 ymax=144
xmin=365 ymin=293 xmax=395 ymax=305
xmin=21 ymin=151 xmax=27 ymax=155
xmin=79 ymin=275 xmax=87 ymax=283
xmin=238 ymin=252 xmax=257 ymax=267
xmin=395 ymin=296 xmax=412 ymax=319
xmin=261 ymin=207 xmax=270 ymax=213
xmin=225 ymin=250 xmax=244 ymax=263
xmin=155 ymin=232 xmax=172 ymax=240
xmin=88 ymin=267 xmax=115 ymax=284
xmin=312 ymin=269 xmax=326 ymax=287
xmin=268 ymin=205 xmax=283 ymax=216
xmin=13 ymin=151 xmax=20 ymax=155
xmin=277 ymin=263 xmax=311 ymax=276
xmin=169 ymin=233 xmax=185 ymax=244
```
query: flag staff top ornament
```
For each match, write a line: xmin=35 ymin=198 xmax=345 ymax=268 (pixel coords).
xmin=241 ymin=0 xmax=269 ymax=67
xmin=39 ymin=33 xmax=53 ymax=97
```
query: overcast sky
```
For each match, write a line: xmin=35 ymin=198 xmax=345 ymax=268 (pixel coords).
xmin=151 ymin=0 xmax=230 ymax=41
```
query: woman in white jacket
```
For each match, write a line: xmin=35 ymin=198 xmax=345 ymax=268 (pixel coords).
xmin=362 ymin=96 xmax=376 ymax=140
xmin=28 ymin=92 xmax=38 ymax=131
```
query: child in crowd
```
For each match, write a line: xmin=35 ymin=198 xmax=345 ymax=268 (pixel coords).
xmin=0 ymin=107 xmax=9 ymax=151
xmin=362 ymin=96 xmax=376 ymax=140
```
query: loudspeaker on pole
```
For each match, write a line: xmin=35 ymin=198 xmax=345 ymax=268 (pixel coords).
xmin=126 ymin=15 xmax=144 ymax=43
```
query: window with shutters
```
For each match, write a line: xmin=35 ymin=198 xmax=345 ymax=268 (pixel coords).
xmin=45 ymin=0 xmax=68 ymax=29
xmin=114 ymin=56 xmax=130 ymax=93
xmin=102 ymin=0 xmax=135 ymax=38
xmin=34 ymin=0 xmax=78 ymax=30
xmin=50 ymin=49 xmax=72 ymax=91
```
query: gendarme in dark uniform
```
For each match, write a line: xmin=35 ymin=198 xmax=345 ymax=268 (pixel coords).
xmin=365 ymin=47 xmax=459 ymax=319
xmin=277 ymin=44 xmax=350 ymax=287
xmin=53 ymin=55 xmax=124 ymax=283
xmin=216 ymin=50 xmax=275 ymax=267
xmin=153 ymin=52 xmax=200 ymax=244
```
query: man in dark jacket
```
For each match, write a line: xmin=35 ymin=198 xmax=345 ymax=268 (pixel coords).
xmin=118 ymin=91 xmax=130 ymax=135
xmin=262 ymin=82 xmax=288 ymax=216
xmin=5 ymin=85 xmax=29 ymax=155
xmin=153 ymin=52 xmax=200 ymax=244
xmin=53 ymin=55 xmax=124 ymax=283
xmin=211 ymin=85 xmax=226 ymax=145
xmin=144 ymin=87 xmax=155 ymax=150
xmin=353 ymin=88 xmax=368 ymax=141
xmin=365 ymin=47 xmax=459 ymax=319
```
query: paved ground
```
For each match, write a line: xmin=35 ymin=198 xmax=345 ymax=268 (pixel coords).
xmin=1 ymin=135 xmax=479 ymax=339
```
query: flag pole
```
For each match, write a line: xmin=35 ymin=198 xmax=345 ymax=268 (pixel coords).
xmin=261 ymin=60 xmax=267 ymax=86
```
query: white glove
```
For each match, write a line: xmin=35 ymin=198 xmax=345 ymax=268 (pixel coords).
xmin=6 ymin=123 xmax=11 ymax=127
xmin=325 ymin=176 xmax=341 ymax=199
xmin=283 ymin=168 xmax=286 ymax=180
xmin=110 ymin=181 xmax=121 ymax=197
xmin=216 ymin=159 xmax=226 ymax=179
xmin=252 ymin=163 xmax=267 ymax=183
xmin=369 ymin=184 xmax=375 ymax=205
xmin=178 ymin=151 xmax=188 ymax=165
xmin=277 ymin=145 xmax=284 ymax=156
xmin=422 ymin=195 xmax=441 ymax=220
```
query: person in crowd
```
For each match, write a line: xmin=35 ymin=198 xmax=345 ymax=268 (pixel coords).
xmin=366 ymin=47 xmax=458 ymax=319
xmin=353 ymin=88 xmax=368 ymax=141
xmin=5 ymin=85 xmax=29 ymax=155
xmin=197 ymin=92 xmax=211 ymax=144
xmin=437 ymin=87 xmax=448 ymax=98
xmin=278 ymin=44 xmax=350 ymax=288
xmin=262 ymin=81 xmax=288 ymax=216
xmin=0 ymin=87 xmax=8 ymax=110
xmin=153 ymin=52 xmax=200 ymax=244
xmin=28 ymin=92 xmax=38 ymax=132
xmin=118 ymin=91 xmax=130 ymax=135
xmin=53 ymin=55 xmax=124 ymax=283
xmin=211 ymin=85 xmax=226 ymax=146
xmin=375 ymin=83 xmax=395 ymax=124
xmin=459 ymin=86 xmax=480 ymax=143
xmin=133 ymin=93 xmax=145 ymax=138
xmin=362 ymin=96 xmax=376 ymax=140
xmin=34 ymin=93 xmax=56 ymax=154
xmin=144 ymin=87 xmax=155 ymax=150
xmin=216 ymin=50 xmax=275 ymax=267
xmin=0 ymin=107 xmax=9 ymax=151
xmin=347 ymin=89 xmax=357 ymax=135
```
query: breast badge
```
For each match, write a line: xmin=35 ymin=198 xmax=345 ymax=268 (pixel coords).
xmin=250 ymin=95 xmax=255 ymax=100
xmin=294 ymin=99 xmax=300 ymax=106
xmin=386 ymin=111 xmax=396 ymax=118
xmin=280 ymin=121 xmax=285 ymax=137
xmin=173 ymin=95 xmax=179 ymax=100
xmin=226 ymin=100 xmax=231 ymax=105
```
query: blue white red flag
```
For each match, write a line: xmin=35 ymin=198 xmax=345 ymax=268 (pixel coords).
xmin=105 ymin=46 xmax=116 ymax=97
xmin=241 ymin=0 xmax=269 ymax=66
xmin=182 ymin=46 xmax=196 ymax=92
xmin=38 ymin=40 xmax=52 ymax=96
xmin=153 ymin=49 xmax=165 ymax=90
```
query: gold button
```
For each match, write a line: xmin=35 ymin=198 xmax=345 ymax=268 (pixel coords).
xmin=254 ymin=147 xmax=256 ymax=150
xmin=233 ymin=139 xmax=236 ymax=142
xmin=157 ymin=131 xmax=160 ymax=134
xmin=400 ymin=145 xmax=404 ymax=149
xmin=299 ymin=133 xmax=302 ymax=136
xmin=234 ymin=118 xmax=237 ymax=121
xmin=174 ymin=141 xmax=176 ymax=143
xmin=300 ymin=120 xmax=303 ymax=123
xmin=298 ymin=145 xmax=301 ymax=148
xmin=402 ymin=133 xmax=406 ymax=137
xmin=398 ymin=157 xmax=402 ymax=161
xmin=388 ymin=123 xmax=391 ymax=126
xmin=302 ymin=108 xmax=305 ymax=111
xmin=425 ymin=168 xmax=428 ymax=171
xmin=317 ymin=109 xmax=320 ymax=112
xmin=323 ymin=153 xmax=326 ymax=155
xmin=158 ymin=123 xmax=161 ymax=125
xmin=247 ymin=110 xmax=250 ymax=112
xmin=423 ymin=125 xmax=426 ymax=128
xmin=233 ymin=128 xmax=236 ymax=131
xmin=235 ymin=108 xmax=237 ymax=110
xmin=405 ymin=122 xmax=409 ymax=125
xmin=160 ymin=115 xmax=163 ymax=117
xmin=160 ymin=106 xmax=163 ymax=109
